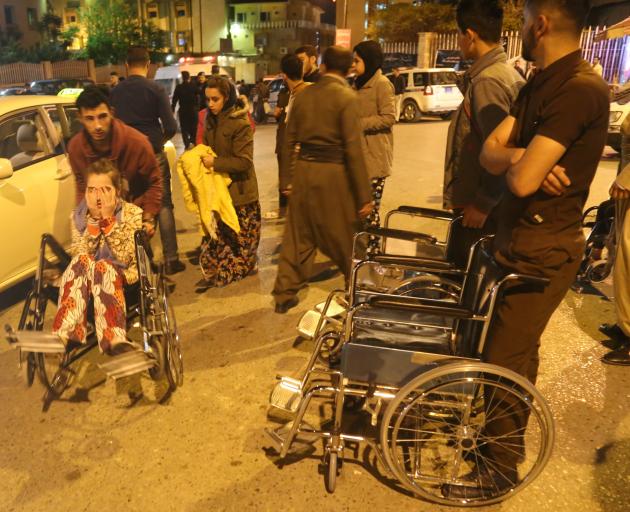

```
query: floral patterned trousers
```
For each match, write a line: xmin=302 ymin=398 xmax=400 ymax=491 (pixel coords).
xmin=367 ymin=177 xmax=386 ymax=256
xmin=52 ymin=254 xmax=127 ymax=353
xmin=199 ymin=201 xmax=262 ymax=287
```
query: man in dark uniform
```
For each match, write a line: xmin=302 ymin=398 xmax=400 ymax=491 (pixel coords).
xmin=273 ymin=46 xmax=372 ymax=313
xmin=389 ymin=67 xmax=405 ymax=121
xmin=171 ymin=70 xmax=198 ymax=149
xmin=446 ymin=0 xmax=609 ymax=497
xmin=196 ymin=71 xmax=207 ymax=111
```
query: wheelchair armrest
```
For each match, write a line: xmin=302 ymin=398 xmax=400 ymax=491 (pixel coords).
xmin=395 ymin=206 xmax=456 ymax=221
xmin=41 ymin=233 xmax=71 ymax=267
xmin=367 ymin=295 xmax=473 ymax=319
xmin=365 ymin=226 xmax=438 ymax=245
xmin=372 ymin=254 xmax=456 ymax=271
xmin=501 ymin=273 xmax=551 ymax=287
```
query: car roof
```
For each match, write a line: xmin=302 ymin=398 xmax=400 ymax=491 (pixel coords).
xmin=0 ymin=95 xmax=75 ymax=114
xmin=393 ymin=67 xmax=457 ymax=73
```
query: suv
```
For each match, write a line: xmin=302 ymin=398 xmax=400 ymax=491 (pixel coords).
xmin=28 ymin=78 xmax=94 ymax=96
xmin=386 ymin=67 xmax=463 ymax=122
xmin=608 ymin=83 xmax=630 ymax=152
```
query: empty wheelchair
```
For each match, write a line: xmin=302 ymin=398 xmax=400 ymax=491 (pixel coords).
xmin=267 ymin=238 xmax=554 ymax=506
xmin=5 ymin=231 xmax=183 ymax=404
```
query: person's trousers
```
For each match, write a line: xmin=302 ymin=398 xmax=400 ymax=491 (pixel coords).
xmin=156 ymin=152 xmax=179 ymax=263
xmin=178 ymin=109 xmax=197 ymax=148
xmin=272 ymin=160 xmax=360 ymax=304
xmin=394 ymin=95 xmax=403 ymax=121
xmin=52 ymin=255 xmax=127 ymax=353
xmin=450 ymin=210 xmax=498 ymax=269
xmin=614 ymin=197 xmax=630 ymax=336
xmin=481 ymin=255 xmax=581 ymax=470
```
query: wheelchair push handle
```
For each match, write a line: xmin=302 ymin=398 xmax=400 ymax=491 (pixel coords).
xmin=395 ymin=206 xmax=456 ymax=221
xmin=501 ymin=273 xmax=551 ymax=287
xmin=364 ymin=226 xmax=438 ymax=245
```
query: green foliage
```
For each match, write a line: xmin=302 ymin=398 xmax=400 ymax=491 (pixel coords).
xmin=0 ymin=31 xmax=26 ymax=64
xmin=368 ymin=1 xmax=525 ymax=41
xmin=80 ymin=0 xmax=168 ymax=65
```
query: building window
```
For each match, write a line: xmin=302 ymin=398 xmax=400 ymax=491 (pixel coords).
xmin=147 ymin=3 xmax=158 ymax=18
xmin=4 ymin=5 xmax=14 ymax=25
xmin=260 ymin=11 xmax=270 ymax=22
xmin=236 ymin=12 xmax=246 ymax=23
xmin=176 ymin=3 xmax=187 ymax=17
xmin=27 ymin=7 xmax=37 ymax=27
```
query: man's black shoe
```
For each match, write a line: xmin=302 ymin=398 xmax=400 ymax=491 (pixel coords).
xmin=602 ymin=347 xmax=630 ymax=366
xmin=599 ymin=323 xmax=629 ymax=342
xmin=442 ymin=465 xmax=517 ymax=500
xmin=164 ymin=259 xmax=186 ymax=275
xmin=600 ymin=338 xmax=630 ymax=351
xmin=275 ymin=297 xmax=299 ymax=314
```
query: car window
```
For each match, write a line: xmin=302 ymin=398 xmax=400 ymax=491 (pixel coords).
xmin=269 ymin=79 xmax=284 ymax=93
xmin=0 ymin=110 xmax=55 ymax=170
xmin=431 ymin=72 xmax=458 ymax=85
xmin=45 ymin=104 xmax=81 ymax=149
xmin=413 ymin=72 xmax=429 ymax=87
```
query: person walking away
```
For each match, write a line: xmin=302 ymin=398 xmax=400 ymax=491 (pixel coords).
xmin=52 ymin=159 xmax=142 ymax=356
xmin=296 ymin=45 xmax=320 ymax=83
xmin=68 ymin=87 xmax=162 ymax=237
xmin=272 ymin=46 xmax=372 ymax=313
xmin=110 ymin=46 xmax=185 ymax=275
xmin=172 ymin=70 xmax=198 ymax=149
xmin=352 ymin=40 xmax=396 ymax=255
xmin=196 ymin=72 xmax=207 ymax=110
xmin=443 ymin=0 xmax=525 ymax=268
xmin=601 ymin=113 xmax=630 ymax=365
xmin=198 ymin=77 xmax=261 ymax=287
xmin=389 ymin=67 xmax=406 ymax=121
xmin=443 ymin=0 xmax=609 ymax=498
xmin=593 ymin=56 xmax=603 ymax=76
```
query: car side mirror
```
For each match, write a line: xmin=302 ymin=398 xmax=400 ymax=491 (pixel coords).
xmin=0 ymin=158 xmax=13 ymax=179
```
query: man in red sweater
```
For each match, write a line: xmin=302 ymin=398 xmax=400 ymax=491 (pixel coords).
xmin=68 ymin=87 xmax=162 ymax=234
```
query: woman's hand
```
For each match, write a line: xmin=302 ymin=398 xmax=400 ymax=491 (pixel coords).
xmin=202 ymin=154 xmax=215 ymax=169
xmin=86 ymin=191 xmax=101 ymax=219
xmin=358 ymin=202 xmax=372 ymax=219
xmin=100 ymin=186 xmax=118 ymax=219
xmin=610 ymin=182 xmax=630 ymax=200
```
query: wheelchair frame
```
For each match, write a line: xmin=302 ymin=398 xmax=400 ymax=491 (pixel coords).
xmin=268 ymin=241 xmax=555 ymax=507
xmin=7 ymin=231 xmax=183 ymax=405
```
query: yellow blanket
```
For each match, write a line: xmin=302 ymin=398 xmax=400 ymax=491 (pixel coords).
xmin=177 ymin=144 xmax=240 ymax=237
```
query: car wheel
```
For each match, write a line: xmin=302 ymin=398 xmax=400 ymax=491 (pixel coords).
xmin=440 ymin=112 xmax=452 ymax=121
xmin=401 ymin=100 xmax=421 ymax=122
xmin=610 ymin=143 xmax=621 ymax=153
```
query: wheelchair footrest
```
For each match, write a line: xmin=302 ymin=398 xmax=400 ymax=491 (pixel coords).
xmin=297 ymin=300 xmax=346 ymax=339
xmin=269 ymin=377 xmax=303 ymax=413
xmin=11 ymin=331 xmax=66 ymax=354
xmin=98 ymin=350 xmax=156 ymax=380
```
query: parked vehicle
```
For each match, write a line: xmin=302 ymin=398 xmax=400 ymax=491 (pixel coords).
xmin=154 ymin=63 xmax=233 ymax=99
xmin=0 ymin=95 xmax=177 ymax=291
xmin=608 ymin=83 xmax=630 ymax=152
xmin=28 ymin=79 xmax=94 ymax=96
xmin=385 ymin=67 xmax=463 ymax=122
xmin=0 ymin=87 xmax=28 ymax=96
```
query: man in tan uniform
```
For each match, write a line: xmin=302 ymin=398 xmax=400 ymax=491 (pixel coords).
xmin=273 ymin=46 xmax=372 ymax=313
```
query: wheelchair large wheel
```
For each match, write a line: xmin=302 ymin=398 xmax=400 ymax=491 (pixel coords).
xmin=159 ymin=276 xmax=183 ymax=389
xmin=380 ymin=362 xmax=554 ymax=507
xmin=389 ymin=274 xmax=461 ymax=302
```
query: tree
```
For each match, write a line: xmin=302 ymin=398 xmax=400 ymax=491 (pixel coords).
xmin=79 ymin=0 xmax=168 ymax=65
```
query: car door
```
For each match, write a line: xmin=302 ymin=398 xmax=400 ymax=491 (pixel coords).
xmin=431 ymin=71 xmax=463 ymax=108
xmin=0 ymin=107 xmax=73 ymax=289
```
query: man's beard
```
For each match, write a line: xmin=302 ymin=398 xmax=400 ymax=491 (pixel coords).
xmin=522 ymin=24 xmax=537 ymax=62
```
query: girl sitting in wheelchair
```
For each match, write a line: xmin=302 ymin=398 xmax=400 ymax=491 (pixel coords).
xmin=52 ymin=158 xmax=143 ymax=356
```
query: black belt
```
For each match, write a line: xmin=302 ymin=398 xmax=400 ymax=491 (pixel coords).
xmin=298 ymin=143 xmax=345 ymax=164
xmin=364 ymin=127 xmax=392 ymax=135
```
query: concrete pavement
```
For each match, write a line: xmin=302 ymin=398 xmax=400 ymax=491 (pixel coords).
xmin=0 ymin=120 xmax=628 ymax=512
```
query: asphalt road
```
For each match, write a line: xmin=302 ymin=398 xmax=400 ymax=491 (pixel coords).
xmin=0 ymin=120 xmax=628 ymax=512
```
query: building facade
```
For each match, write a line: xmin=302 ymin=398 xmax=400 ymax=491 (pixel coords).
xmin=229 ymin=0 xmax=335 ymax=73
xmin=0 ymin=0 xmax=47 ymax=48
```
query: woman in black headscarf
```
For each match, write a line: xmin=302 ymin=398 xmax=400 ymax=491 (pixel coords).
xmin=352 ymin=40 xmax=396 ymax=253
xmin=198 ymin=76 xmax=261 ymax=287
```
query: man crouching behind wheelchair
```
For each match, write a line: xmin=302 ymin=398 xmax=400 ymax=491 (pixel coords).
xmin=52 ymin=158 xmax=142 ymax=356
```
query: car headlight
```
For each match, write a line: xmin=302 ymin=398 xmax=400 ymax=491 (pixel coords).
xmin=610 ymin=111 xmax=622 ymax=124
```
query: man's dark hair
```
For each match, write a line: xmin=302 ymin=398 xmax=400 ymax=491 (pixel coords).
xmin=524 ymin=0 xmax=590 ymax=35
xmin=181 ymin=70 xmax=190 ymax=81
xmin=126 ymin=46 xmax=150 ymax=66
xmin=295 ymin=45 xmax=318 ymax=58
xmin=322 ymin=46 xmax=353 ymax=75
xmin=110 ymin=71 xmax=118 ymax=77
xmin=281 ymin=54 xmax=303 ymax=81
xmin=76 ymin=86 xmax=111 ymax=111
xmin=456 ymin=0 xmax=503 ymax=43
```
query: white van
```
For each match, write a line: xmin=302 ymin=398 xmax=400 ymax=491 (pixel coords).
xmin=154 ymin=63 xmax=233 ymax=98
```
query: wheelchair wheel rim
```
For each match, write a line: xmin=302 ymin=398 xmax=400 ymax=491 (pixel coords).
xmin=160 ymin=277 xmax=183 ymax=389
xmin=379 ymin=362 xmax=554 ymax=507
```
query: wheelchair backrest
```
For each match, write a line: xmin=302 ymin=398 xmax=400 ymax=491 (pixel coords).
xmin=455 ymin=237 xmax=505 ymax=357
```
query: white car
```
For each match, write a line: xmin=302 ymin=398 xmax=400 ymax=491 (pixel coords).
xmin=608 ymin=83 xmax=630 ymax=152
xmin=0 ymin=95 xmax=177 ymax=292
xmin=387 ymin=67 xmax=463 ymax=122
